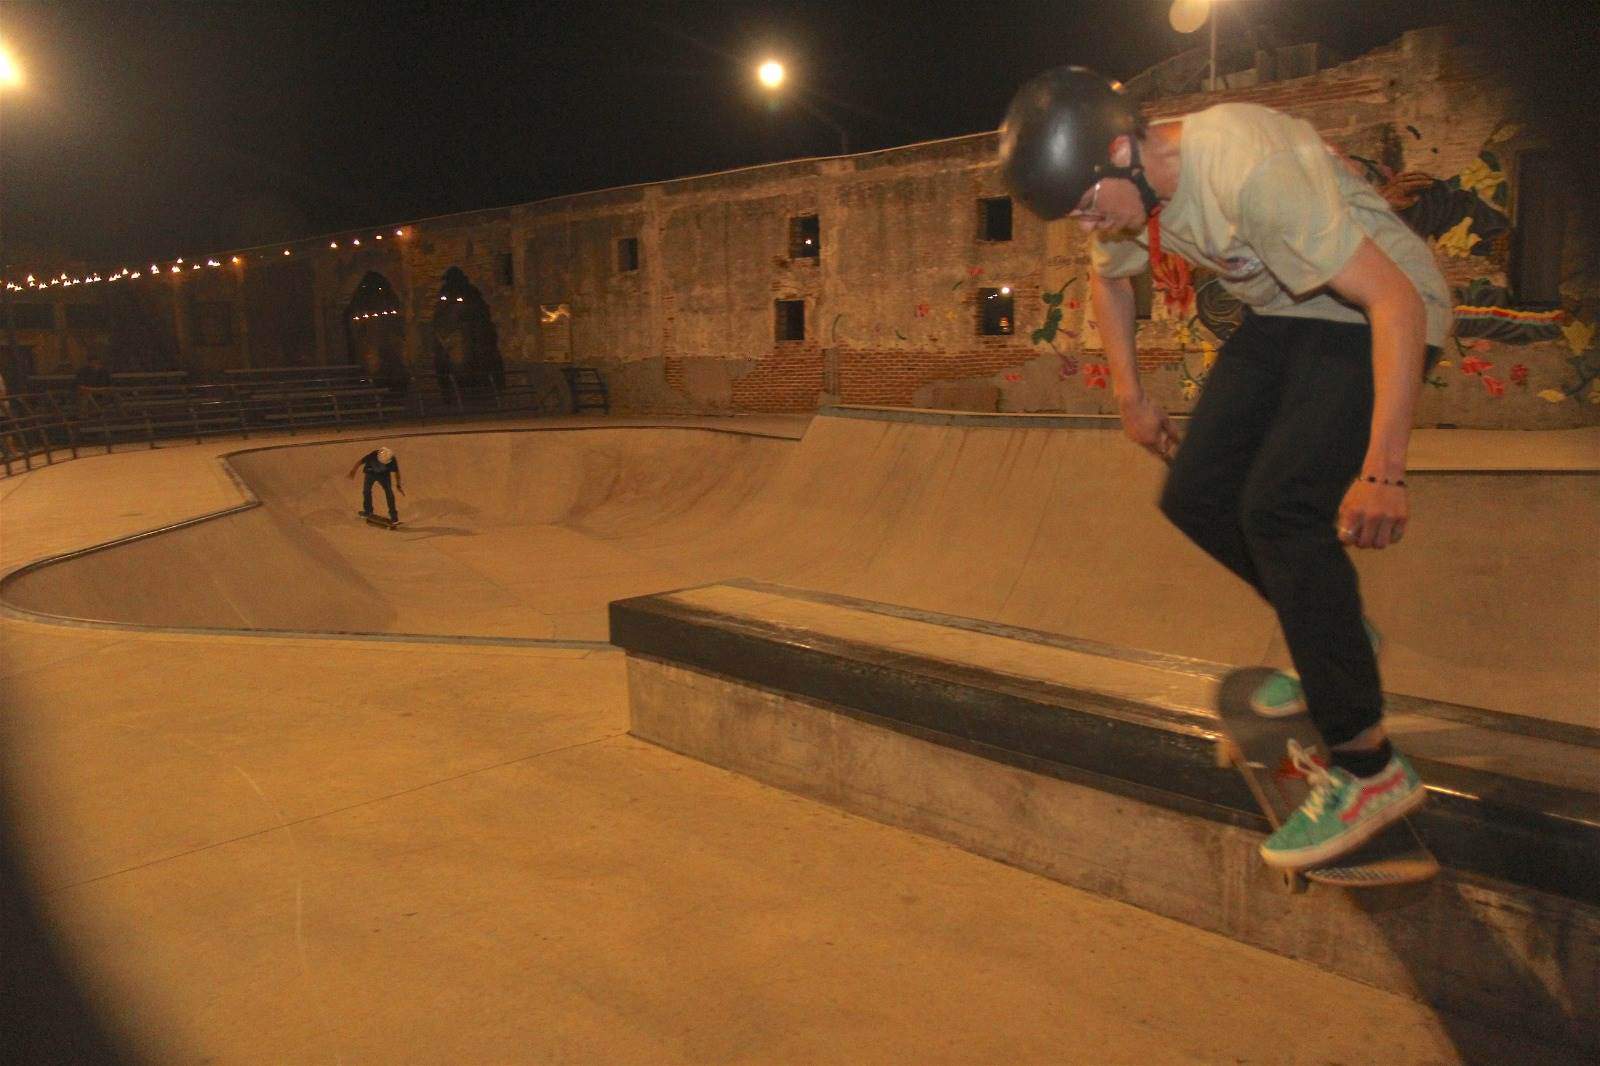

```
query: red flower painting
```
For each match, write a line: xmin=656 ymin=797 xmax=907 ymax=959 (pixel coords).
xmin=1482 ymin=375 xmax=1505 ymax=397
xmin=1510 ymin=363 xmax=1528 ymax=386
xmin=1150 ymin=252 xmax=1194 ymax=319
xmin=1084 ymin=363 xmax=1109 ymax=389
xmin=1460 ymin=355 xmax=1494 ymax=376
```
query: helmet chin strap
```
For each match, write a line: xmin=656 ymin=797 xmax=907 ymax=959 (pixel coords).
xmin=1094 ymin=136 xmax=1163 ymax=217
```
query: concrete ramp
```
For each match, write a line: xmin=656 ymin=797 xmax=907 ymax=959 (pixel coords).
xmin=4 ymin=410 xmax=1595 ymax=724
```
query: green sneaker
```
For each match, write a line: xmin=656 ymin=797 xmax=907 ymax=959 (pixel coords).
xmin=1250 ymin=618 xmax=1384 ymax=719
xmin=1260 ymin=740 xmax=1427 ymax=870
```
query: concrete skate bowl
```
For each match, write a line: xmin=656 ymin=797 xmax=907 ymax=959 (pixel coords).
xmin=3 ymin=411 xmax=1595 ymax=723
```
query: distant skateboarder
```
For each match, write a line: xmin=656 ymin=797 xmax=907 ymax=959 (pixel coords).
xmin=999 ymin=69 xmax=1450 ymax=870
xmin=348 ymin=445 xmax=404 ymax=524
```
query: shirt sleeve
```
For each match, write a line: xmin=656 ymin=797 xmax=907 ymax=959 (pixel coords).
xmin=1235 ymin=147 xmax=1365 ymax=296
xmin=1090 ymin=232 xmax=1150 ymax=279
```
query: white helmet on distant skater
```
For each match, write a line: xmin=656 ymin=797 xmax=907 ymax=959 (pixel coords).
xmin=376 ymin=446 xmax=394 ymax=464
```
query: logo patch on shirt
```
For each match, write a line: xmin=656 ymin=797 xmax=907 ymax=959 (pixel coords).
xmin=1210 ymin=253 xmax=1266 ymax=281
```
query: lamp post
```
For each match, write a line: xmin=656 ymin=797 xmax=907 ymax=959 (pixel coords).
xmin=755 ymin=57 xmax=850 ymax=157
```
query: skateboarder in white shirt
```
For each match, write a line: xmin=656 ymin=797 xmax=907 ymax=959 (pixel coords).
xmin=347 ymin=445 xmax=404 ymax=524
xmin=998 ymin=68 xmax=1450 ymax=869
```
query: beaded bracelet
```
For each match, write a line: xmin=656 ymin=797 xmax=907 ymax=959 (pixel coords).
xmin=1360 ymin=475 xmax=1407 ymax=487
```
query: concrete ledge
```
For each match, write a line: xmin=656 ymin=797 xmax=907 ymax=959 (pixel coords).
xmin=609 ymin=587 xmax=1599 ymax=902
xmin=612 ymin=584 xmax=1600 ymax=1053
xmin=627 ymin=656 xmax=1599 ymax=1054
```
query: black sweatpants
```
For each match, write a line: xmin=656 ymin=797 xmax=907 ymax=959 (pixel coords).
xmin=1159 ymin=312 xmax=1381 ymax=748
xmin=362 ymin=472 xmax=398 ymax=521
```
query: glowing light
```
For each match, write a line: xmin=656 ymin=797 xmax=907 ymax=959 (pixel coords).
xmin=231 ymin=256 xmax=241 ymax=264
xmin=331 ymin=241 xmax=339 ymax=249
xmin=757 ymin=59 xmax=785 ymax=89
xmin=0 ymin=41 xmax=22 ymax=90
xmin=1000 ymin=285 xmax=1012 ymax=295
xmin=394 ymin=229 xmax=404 ymax=236
xmin=283 ymin=250 xmax=291 ymax=256
xmin=352 ymin=238 xmax=360 ymax=245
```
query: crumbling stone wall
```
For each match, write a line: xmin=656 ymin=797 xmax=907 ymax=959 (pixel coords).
xmin=23 ymin=25 xmax=1588 ymax=430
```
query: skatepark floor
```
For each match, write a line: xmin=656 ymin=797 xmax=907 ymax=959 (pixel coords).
xmin=1 ymin=417 xmax=1591 ymax=1065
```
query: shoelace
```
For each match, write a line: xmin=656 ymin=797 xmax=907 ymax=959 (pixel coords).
xmin=1288 ymin=739 xmax=1338 ymax=819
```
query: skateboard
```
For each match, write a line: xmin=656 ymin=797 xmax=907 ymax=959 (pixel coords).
xmin=1214 ymin=667 xmax=1438 ymax=892
xmin=358 ymin=511 xmax=401 ymax=529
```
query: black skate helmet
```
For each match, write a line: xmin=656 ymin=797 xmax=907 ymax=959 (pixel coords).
xmin=998 ymin=66 xmax=1159 ymax=220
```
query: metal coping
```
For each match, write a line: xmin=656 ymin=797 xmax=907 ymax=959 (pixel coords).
xmin=722 ymin=578 xmax=1600 ymax=751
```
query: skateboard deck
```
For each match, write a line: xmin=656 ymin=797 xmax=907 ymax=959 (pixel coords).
xmin=1215 ymin=667 xmax=1438 ymax=890
xmin=358 ymin=511 xmax=400 ymax=529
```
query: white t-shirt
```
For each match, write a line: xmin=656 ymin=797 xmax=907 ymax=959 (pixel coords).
xmin=1091 ymin=103 xmax=1452 ymax=346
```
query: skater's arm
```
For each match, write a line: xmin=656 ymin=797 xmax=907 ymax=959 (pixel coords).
xmin=1326 ymin=237 xmax=1427 ymax=549
xmin=1091 ymin=271 xmax=1180 ymax=462
xmin=346 ymin=457 xmax=365 ymax=479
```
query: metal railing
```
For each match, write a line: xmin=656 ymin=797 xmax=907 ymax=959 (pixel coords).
xmin=1 ymin=366 xmax=590 ymax=477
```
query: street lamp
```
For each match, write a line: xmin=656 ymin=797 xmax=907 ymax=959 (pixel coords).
xmin=754 ymin=57 xmax=849 ymax=156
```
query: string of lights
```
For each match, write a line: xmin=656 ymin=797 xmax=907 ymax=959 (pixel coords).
xmin=2 ymin=229 xmax=410 ymax=293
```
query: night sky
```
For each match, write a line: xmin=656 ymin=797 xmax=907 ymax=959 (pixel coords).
xmin=0 ymin=1 xmax=1589 ymax=271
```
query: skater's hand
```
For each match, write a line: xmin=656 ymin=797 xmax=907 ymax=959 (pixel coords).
xmin=1338 ymin=479 xmax=1408 ymax=549
xmin=1118 ymin=394 xmax=1182 ymax=464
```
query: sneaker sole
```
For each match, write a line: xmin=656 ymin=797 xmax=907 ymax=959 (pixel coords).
xmin=1259 ymin=783 xmax=1427 ymax=870
xmin=1249 ymin=694 xmax=1307 ymax=718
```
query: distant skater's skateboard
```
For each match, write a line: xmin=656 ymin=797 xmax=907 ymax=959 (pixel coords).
xmin=358 ymin=511 xmax=400 ymax=529
xmin=1215 ymin=667 xmax=1439 ymax=892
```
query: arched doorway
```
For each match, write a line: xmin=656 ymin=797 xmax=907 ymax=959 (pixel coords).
xmin=343 ymin=272 xmax=407 ymax=391
xmin=428 ymin=267 xmax=504 ymax=391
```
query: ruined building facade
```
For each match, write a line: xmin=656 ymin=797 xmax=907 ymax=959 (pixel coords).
xmin=6 ymin=25 xmax=1594 ymax=428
